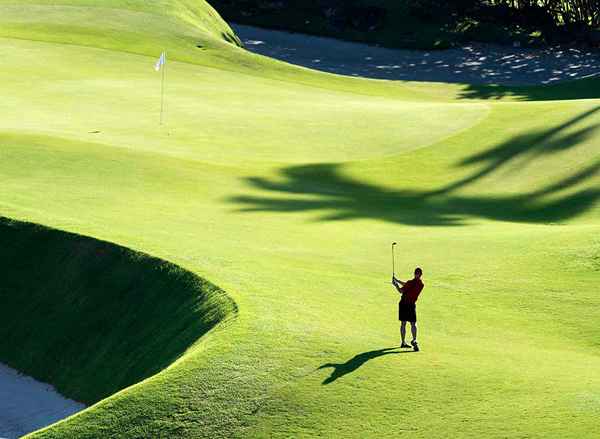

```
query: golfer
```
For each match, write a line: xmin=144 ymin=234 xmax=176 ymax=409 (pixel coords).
xmin=392 ymin=268 xmax=424 ymax=351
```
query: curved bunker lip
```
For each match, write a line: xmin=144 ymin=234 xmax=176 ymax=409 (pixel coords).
xmin=0 ymin=217 xmax=236 ymax=437
xmin=0 ymin=363 xmax=85 ymax=439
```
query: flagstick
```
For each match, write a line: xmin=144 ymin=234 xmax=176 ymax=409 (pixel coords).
xmin=160 ymin=51 xmax=166 ymax=125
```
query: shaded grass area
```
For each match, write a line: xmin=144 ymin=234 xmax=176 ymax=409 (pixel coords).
xmin=460 ymin=76 xmax=600 ymax=100
xmin=0 ymin=217 xmax=236 ymax=404
xmin=231 ymin=107 xmax=600 ymax=226
xmin=231 ymin=161 xmax=600 ymax=225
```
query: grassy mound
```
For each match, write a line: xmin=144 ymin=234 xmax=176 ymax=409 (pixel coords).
xmin=0 ymin=1 xmax=599 ymax=438
xmin=0 ymin=217 xmax=235 ymax=404
xmin=0 ymin=0 xmax=241 ymax=49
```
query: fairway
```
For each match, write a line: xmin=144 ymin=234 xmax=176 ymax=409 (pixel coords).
xmin=0 ymin=1 xmax=599 ymax=438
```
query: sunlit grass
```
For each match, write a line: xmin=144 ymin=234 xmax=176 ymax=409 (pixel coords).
xmin=0 ymin=1 xmax=598 ymax=438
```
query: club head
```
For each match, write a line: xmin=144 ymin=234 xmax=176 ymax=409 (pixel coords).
xmin=392 ymin=242 xmax=397 ymax=246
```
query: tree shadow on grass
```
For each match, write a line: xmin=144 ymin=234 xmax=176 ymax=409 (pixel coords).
xmin=230 ymin=107 xmax=600 ymax=226
xmin=318 ymin=347 xmax=410 ymax=384
xmin=459 ymin=77 xmax=600 ymax=101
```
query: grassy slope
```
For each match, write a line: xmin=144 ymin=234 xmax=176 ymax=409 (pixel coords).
xmin=0 ymin=1 xmax=598 ymax=438
xmin=0 ymin=217 xmax=235 ymax=404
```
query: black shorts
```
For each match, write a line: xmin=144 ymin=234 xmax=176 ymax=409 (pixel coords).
xmin=398 ymin=302 xmax=417 ymax=323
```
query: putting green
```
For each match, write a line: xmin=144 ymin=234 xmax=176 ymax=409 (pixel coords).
xmin=0 ymin=1 xmax=599 ymax=438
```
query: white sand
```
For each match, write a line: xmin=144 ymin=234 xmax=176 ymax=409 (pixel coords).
xmin=233 ymin=24 xmax=600 ymax=85
xmin=0 ymin=364 xmax=85 ymax=439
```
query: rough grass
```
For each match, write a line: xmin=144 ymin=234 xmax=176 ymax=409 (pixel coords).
xmin=0 ymin=1 xmax=598 ymax=438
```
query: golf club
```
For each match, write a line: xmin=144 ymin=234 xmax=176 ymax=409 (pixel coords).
xmin=391 ymin=242 xmax=397 ymax=279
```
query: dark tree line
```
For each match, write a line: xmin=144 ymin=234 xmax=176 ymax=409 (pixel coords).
xmin=491 ymin=0 xmax=600 ymax=28
xmin=209 ymin=0 xmax=600 ymax=48
xmin=411 ymin=0 xmax=600 ymax=44
xmin=424 ymin=0 xmax=600 ymax=30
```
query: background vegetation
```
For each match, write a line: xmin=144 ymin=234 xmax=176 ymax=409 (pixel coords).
xmin=207 ymin=0 xmax=600 ymax=49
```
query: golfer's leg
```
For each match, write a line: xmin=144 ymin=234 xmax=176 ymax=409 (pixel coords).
xmin=410 ymin=322 xmax=417 ymax=342
xmin=400 ymin=321 xmax=407 ymax=344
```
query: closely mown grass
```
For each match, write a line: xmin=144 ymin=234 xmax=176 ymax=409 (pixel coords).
xmin=0 ymin=1 xmax=598 ymax=438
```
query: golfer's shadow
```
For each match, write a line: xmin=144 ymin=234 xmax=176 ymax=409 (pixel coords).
xmin=318 ymin=347 xmax=412 ymax=384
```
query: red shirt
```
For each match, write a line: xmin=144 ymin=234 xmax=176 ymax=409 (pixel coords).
xmin=401 ymin=279 xmax=424 ymax=304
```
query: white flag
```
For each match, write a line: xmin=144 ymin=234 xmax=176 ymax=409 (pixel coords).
xmin=155 ymin=52 xmax=166 ymax=71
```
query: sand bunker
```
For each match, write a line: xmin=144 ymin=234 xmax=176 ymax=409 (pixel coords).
xmin=233 ymin=24 xmax=600 ymax=85
xmin=0 ymin=363 xmax=84 ymax=439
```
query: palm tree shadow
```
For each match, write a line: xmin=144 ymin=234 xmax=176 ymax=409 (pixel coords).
xmin=318 ymin=347 xmax=411 ymax=384
xmin=229 ymin=107 xmax=600 ymax=226
xmin=459 ymin=78 xmax=600 ymax=101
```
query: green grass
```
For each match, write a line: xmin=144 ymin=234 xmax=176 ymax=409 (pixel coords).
xmin=0 ymin=1 xmax=599 ymax=438
xmin=0 ymin=217 xmax=235 ymax=404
